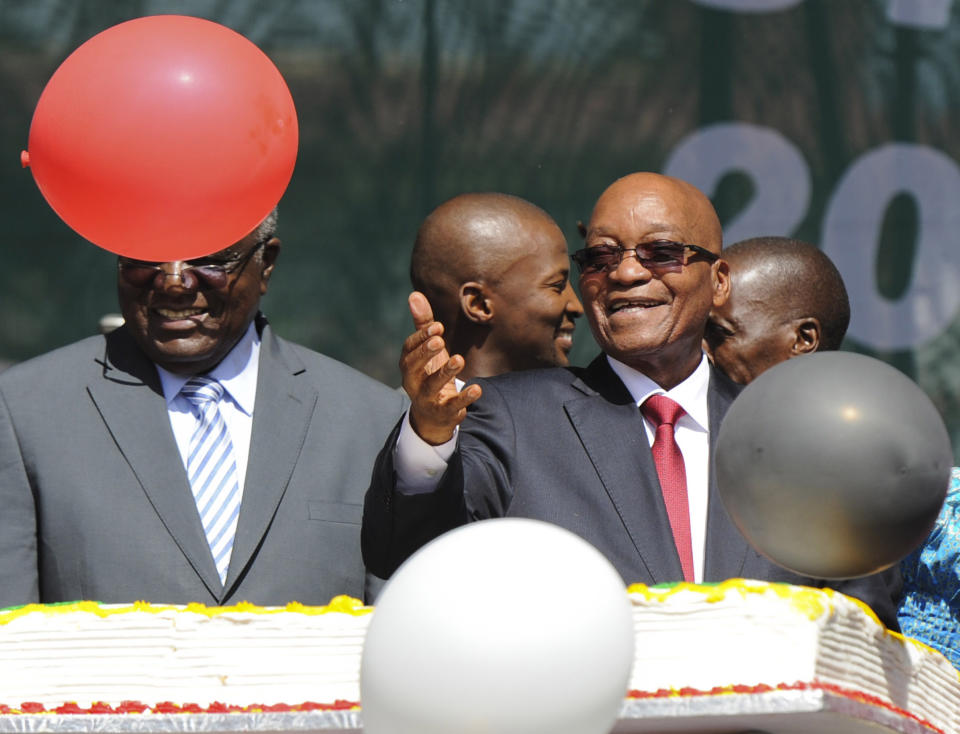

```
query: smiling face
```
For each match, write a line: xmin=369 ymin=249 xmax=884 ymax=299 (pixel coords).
xmin=118 ymin=230 xmax=279 ymax=375
xmin=580 ymin=173 xmax=728 ymax=388
xmin=485 ymin=217 xmax=583 ymax=370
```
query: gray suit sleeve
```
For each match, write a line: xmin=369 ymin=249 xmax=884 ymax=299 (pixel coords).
xmin=0 ymin=389 xmax=40 ymax=606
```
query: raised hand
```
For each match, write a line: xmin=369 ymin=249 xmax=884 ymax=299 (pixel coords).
xmin=401 ymin=292 xmax=481 ymax=445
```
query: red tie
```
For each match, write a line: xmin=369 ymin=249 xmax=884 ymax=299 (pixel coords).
xmin=641 ymin=395 xmax=695 ymax=582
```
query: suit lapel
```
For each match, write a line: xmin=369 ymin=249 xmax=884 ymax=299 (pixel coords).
xmin=87 ymin=328 xmax=222 ymax=598
xmin=702 ymin=367 xmax=750 ymax=582
xmin=564 ymin=356 xmax=684 ymax=584
xmin=223 ymin=325 xmax=317 ymax=598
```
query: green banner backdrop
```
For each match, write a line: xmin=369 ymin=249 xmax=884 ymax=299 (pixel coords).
xmin=3 ymin=0 xmax=960 ymax=454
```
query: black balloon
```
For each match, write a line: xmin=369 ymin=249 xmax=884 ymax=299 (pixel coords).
xmin=716 ymin=351 xmax=952 ymax=579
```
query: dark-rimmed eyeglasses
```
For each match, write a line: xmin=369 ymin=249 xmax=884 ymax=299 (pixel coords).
xmin=117 ymin=239 xmax=268 ymax=289
xmin=571 ymin=241 xmax=719 ymax=275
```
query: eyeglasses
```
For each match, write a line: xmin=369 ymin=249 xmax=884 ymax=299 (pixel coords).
xmin=571 ymin=241 xmax=719 ymax=275
xmin=118 ymin=240 xmax=267 ymax=289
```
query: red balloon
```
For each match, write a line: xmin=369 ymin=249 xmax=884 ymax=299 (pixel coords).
xmin=23 ymin=15 xmax=298 ymax=261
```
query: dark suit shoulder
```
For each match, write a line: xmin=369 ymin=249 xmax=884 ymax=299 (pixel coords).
xmin=708 ymin=363 xmax=743 ymax=404
xmin=472 ymin=365 xmax=583 ymax=394
xmin=468 ymin=353 xmax=639 ymax=408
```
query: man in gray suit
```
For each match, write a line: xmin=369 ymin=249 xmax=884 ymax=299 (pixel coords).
xmin=363 ymin=172 xmax=900 ymax=629
xmin=0 ymin=210 xmax=406 ymax=607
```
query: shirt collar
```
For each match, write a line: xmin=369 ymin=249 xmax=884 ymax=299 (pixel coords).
xmin=156 ymin=322 xmax=261 ymax=416
xmin=606 ymin=353 xmax=712 ymax=431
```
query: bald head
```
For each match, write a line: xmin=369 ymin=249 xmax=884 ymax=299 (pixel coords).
xmin=588 ymin=173 xmax=723 ymax=255
xmin=411 ymin=192 xmax=583 ymax=377
xmin=724 ymin=237 xmax=849 ymax=349
xmin=705 ymin=236 xmax=850 ymax=384
xmin=412 ymin=193 xmax=561 ymax=325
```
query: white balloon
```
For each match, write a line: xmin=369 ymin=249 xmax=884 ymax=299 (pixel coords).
xmin=360 ymin=519 xmax=635 ymax=734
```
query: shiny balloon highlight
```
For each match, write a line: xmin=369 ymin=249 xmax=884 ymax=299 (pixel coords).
xmin=360 ymin=518 xmax=635 ymax=734
xmin=23 ymin=15 xmax=298 ymax=261
xmin=716 ymin=351 xmax=951 ymax=579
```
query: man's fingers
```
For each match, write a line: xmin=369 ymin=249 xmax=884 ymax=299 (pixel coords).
xmin=422 ymin=362 xmax=482 ymax=411
xmin=408 ymin=292 xmax=435 ymax=331
xmin=418 ymin=353 xmax=463 ymax=394
xmin=406 ymin=368 xmax=481 ymax=445
xmin=401 ymin=324 xmax=446 ymax=364
xmin=436 ymin=382 xmax=481 ymax=416
xmin=402 ymin=330 xmax=449 ymax=374
xmin=423 ymin=349 xmax=449 ymax=377
xmin=401 ymin=291 xmax=444 ymax=360
xmin=409 ymin=376 xmax=480 ymax=426
xmin=456 ymin=382 xmax=482 ymax=408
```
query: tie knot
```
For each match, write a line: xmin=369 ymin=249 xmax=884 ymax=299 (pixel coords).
xmin=642 ymin=394 xmax=684 ymax=427
xmin=181 ymin=376 xmax=224 ymax=406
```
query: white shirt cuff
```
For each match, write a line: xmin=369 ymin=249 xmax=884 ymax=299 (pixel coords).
xmin=394 ymin=410 xmax=457 ymax=495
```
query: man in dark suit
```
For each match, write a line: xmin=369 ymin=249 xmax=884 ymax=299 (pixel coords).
xmin=0 ymin=210 xmax=406 ymax=607
xmin=363 ymin=173 xmax=900 ymax=629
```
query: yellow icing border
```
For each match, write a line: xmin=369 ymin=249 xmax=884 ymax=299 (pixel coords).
xmin=626 ymin=578 xmax=833 ymax=619
xmin=626 ymin=577 xmax=895 ymax=625
xmin=0 ymin=594 xmax=371 ymax=624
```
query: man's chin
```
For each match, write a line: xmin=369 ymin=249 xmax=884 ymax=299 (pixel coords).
xmin=143 ymin=340 xmax=223 ymax=375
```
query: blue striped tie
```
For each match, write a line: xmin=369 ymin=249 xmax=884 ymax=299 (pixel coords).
xmin=181 ymin=376 xmax=242 ymax=585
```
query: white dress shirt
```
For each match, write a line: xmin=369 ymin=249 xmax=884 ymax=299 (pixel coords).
xmin=393 ymin=377 xmax=463 ymax=494
xmin=156 ymin=322 xmax=261 ymax=493
xmin=606 ymin=353 xmax=712 ymax=582
xmin=394 ymin=354 xmax=714 ymax=581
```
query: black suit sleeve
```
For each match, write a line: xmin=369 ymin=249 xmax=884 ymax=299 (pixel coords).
xmin=362 ymin=376 xmax=524 ymax=578
xmin=361 ymin=417 xmax=470 ymax=579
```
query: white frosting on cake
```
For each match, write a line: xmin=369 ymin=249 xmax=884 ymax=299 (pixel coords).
xmin=0 ymin=580 xmax=957 ymax=734
xmin=627 ymin=579 xmax=960 ymax=733
xmin=0 ymin=598 xmax=371 ymax=709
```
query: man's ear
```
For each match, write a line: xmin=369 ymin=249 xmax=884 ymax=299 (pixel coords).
xmin=259 ymin=237 xmax=281 ymax=294
xmin=459 ymin=282 xmax=494 ymax=324
xmin=711 ymin=258 xmax=730 ymax=308
xmin=792 ymin=317 xmax=821 ymax=355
